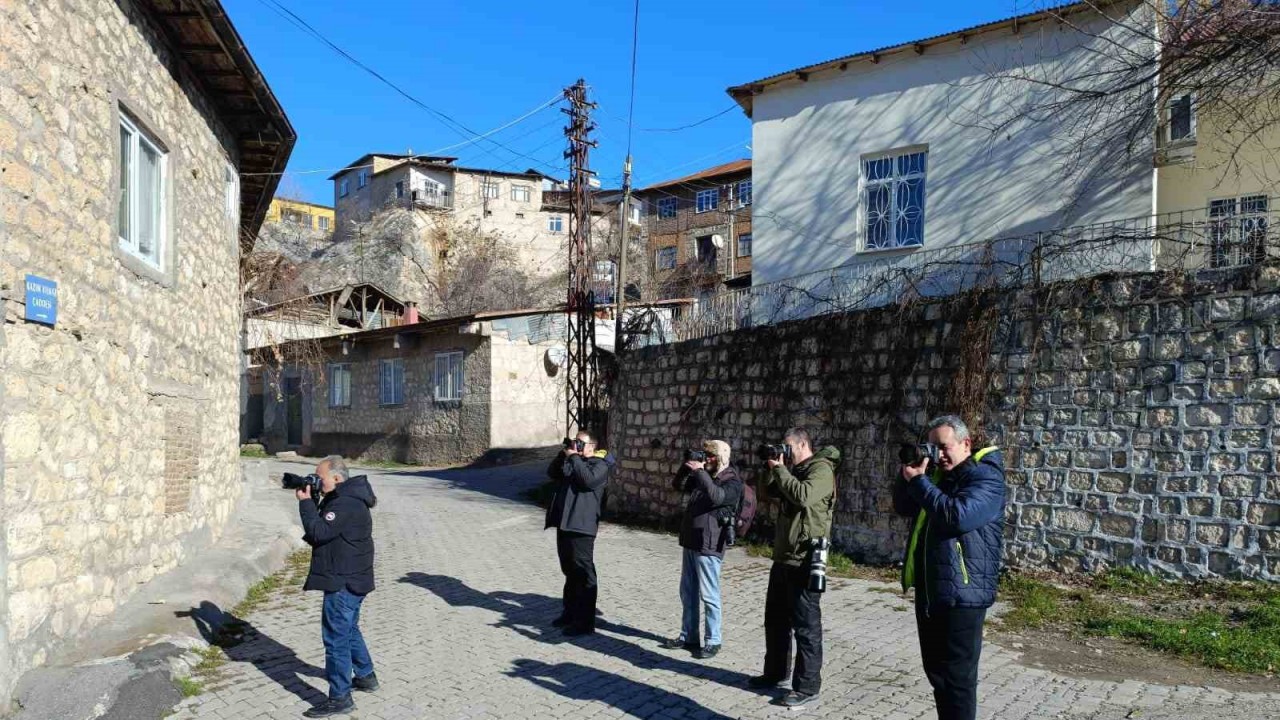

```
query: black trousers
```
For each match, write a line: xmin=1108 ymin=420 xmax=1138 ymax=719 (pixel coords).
xmin=762 ymin=562 xmax=823 ymax=695
xmin=556 ymin=530 xmax=598 ymax=629
xmin=915 ymin=606 xmax=987 ymax=720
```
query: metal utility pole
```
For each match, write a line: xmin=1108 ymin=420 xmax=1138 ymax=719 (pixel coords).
xmin=614 ymin=154 xmax=633 ymax=352
xmin=563 ymin=79 xmax=602 ymax=438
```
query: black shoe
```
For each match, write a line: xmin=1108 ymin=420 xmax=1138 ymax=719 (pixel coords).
xmin=659 ymin=637 xmax=698 ymax=651
xmin=352 ymin=672 xmax=379 ymax=692
xmin=563 ymin=625 xmax=595 ymax=637
xmin=303 ymin=695 xmax=355 ymax=718
xmin=781 ymin=691 xmax=817 ymax=708
xmin=748 ymin=675 xmax=785 ymax=689
xmin=551 ymin=615 xmax=570 ymax=627
xmin=697 ymin=644 xmax=721 ymax=659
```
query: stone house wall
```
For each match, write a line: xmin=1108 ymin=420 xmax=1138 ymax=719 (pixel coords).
xmin=609 ymin=268 xmax=1280 ymax=580
xmin=0 ymin=0 xmax=249 ymax=703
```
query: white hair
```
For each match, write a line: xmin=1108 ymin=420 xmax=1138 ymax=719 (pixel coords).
xmin=321 ymin=455 xmax=350 ymax=482
xmin=927 ymin=415 xmax=970 ymax=442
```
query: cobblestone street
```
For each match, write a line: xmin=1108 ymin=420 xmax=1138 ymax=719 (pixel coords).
xmin=170 ymin=462 xmax=1280 ymax=719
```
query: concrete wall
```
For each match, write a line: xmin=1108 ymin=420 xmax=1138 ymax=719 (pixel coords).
xmin=487 ymin=328 xmax=564 ymax=450
xmin=749 ymin=2 xmax=1153 ymax=286
xmin=0 ymin=0 xmax=247 ymax=702
xmin=609 ymin=266 xmax=1280 ymax=580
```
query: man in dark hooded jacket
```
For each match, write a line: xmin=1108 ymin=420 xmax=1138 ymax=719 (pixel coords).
xmin=894 ymin=415 xmax=1006 ymax=720
xmin=545 ymin=431 xmax=614 ymax=636
xmin=297 ymin=455 xmax=378 ymax=718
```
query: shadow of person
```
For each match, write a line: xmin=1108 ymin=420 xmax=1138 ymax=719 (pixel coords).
xmin=507 ymin=658 xmax=733 ymax=720
xmin=398 ymin=573 xmax=764 ymax=695
xmin=176 ymin=601 xmax=325 ymax=704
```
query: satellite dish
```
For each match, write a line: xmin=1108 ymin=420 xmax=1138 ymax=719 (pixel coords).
xmin=710 ymin=234 xmax=725 ymax=249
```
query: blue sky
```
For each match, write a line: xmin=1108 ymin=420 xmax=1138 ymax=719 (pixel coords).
xmin=223 ymin=0 xmax=1040 ymax=204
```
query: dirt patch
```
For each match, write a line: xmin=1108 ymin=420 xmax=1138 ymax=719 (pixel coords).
xmin=992 ymin=626 xmax=1280 ymax=693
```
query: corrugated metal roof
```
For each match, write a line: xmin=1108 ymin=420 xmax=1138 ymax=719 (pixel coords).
xmin=642 ymin=159 xmax=751 ymax=192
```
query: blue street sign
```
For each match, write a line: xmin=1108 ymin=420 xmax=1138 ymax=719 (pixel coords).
xmin=24 ymin=274 xmax=57 ymax=326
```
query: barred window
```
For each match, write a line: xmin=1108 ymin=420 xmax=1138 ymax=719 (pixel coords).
xmin=863 ymin=149 xmax=927 ymax=251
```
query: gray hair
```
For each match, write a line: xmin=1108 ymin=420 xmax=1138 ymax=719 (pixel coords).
xmin=321 ymin=455 xmax=350 ymax=482
xmin=927 ymin=415 xmax=970 ymax=442
xmin=783 ymin=427 xmax=814 ymax=448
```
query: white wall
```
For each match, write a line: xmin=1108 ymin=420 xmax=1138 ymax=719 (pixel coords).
xmin=487 ymin=327 xmax=564 ymax=449
xmin=751 ymin=2 xmax=1154 ymax=286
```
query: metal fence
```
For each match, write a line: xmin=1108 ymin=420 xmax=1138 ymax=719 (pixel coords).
xmin=661 ymin=202 xmax=1277 ymax=343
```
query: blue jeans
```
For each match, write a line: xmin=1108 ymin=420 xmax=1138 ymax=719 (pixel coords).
xmin=321 ymin=589 xmax=375 ymax=699
xmin=678 ymin=549 xmax=723 ymax=646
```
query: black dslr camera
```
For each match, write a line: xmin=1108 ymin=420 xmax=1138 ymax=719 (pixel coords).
xmin=756 ymin=443 xmax=791 ymax=463
xmin=898 ymin=442 xmax=940 ymax=467
xmin=563 ymin=437 xmax=586 ymax=452
xmin=281 ymin=472 xmax=323 ymax=497
xmin=683 ymin=449 xmax=707 ymax=463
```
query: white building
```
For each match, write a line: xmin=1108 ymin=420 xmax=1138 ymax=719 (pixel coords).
xmin=729 ymin=1 xmax=1155 ymax=290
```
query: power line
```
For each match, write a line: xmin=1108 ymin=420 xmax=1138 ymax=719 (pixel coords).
xmin=420 ymin=94 xmax=563 ymax=156
xmin=639 ymin=104 xmax=738 ymax=132
xmin=255 ymin=0 xmax=568 ymax=174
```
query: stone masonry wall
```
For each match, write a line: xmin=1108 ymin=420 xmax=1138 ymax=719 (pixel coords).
xmin=0 ymin=0 xmax=247 ymax=703
xmin=609 ymin=268 xmax=1280 ymax=580
xmin=266 ymin=331 xmax=492 ymax=466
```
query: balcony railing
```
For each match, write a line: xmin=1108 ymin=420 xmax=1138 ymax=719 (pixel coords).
xmin=661 ymin=202 xmax=1276 ymax=344
xmin=408 ymin=189 xmax=453 ymax=211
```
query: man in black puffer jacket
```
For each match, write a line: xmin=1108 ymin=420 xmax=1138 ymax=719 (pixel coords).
xmin=297 ymin=455 xmax=378 ymax=718
xmin=660 ymin=439 xmax=743 ymax=660
xmin=545 ymin=431 xmax=614 ymax=636
xmin=894 ymin=415 xmax=1005 ymax=720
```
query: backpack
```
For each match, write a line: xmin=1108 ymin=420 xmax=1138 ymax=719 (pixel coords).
xmin=723 ymin=481 xmax=757 ymax=546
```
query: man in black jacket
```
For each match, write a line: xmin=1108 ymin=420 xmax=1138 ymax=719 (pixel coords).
xmin=545 ymin=431 xmax=613 ymax=636
xmin=297 ymin=455 xmax=378 ymax=718
xmin=661 ymin=439 xmax=743 ymax=659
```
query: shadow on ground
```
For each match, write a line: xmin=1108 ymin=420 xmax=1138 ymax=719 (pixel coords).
xmin=177 ymin=601 xmax=325 ymax=705
xmin=507 ymin=658 xmax=734 ymax=720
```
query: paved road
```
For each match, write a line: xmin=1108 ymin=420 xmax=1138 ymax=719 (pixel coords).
xmin=168 ymin=461 xmax=1280 ymax=719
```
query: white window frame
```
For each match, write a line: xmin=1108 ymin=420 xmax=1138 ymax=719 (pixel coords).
xmin=656 ymin=246 xmax=677 ymax=270
xmin=548 ymin=215 xmax=564 ymax=233
xmin=859 ymin=146 xmax=928 ymax=252
xmin=379 ymin=358 xmax=406 ymax=406
xmin=224 ymin=162 xmax=239 ymax=226
xmin=1209 ymin=194 xmax=1269 ymax=269
xmin=340 ymin=179 xmax=350 ymax=198
xmin=318 ymin=216 xmax=331 ymax=231
xmin=511 ymin=184 xmax=532 ymax=202
xmin=737 ymin=180 xmax=753 ymax=207
xmin=657 ymin=197 xmax=678 ymax=218
xmin=117 ymin=112 xmax=168 ymax=270
xmin=737 ymin=232 xmax=752 ymax=258
xmin=433 ymin=351 xmax=464 ymax=402
xmin=481 ymin=180 xmax=500 ymax=199
xmin=328 ymin=363 xmax=352 ymax=408
xmin=358 ymin=169 xmax=370 ymax=188
xmin=695 ymin=188 xmax=720 ymax=213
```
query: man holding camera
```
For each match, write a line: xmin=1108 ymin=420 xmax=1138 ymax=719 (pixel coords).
xmin=750 ymin=427 xmax=840 ymax=709
xmin=894 ymin=415 xmax=1005 ymax=720
xmin=545 ymin=431 xmax=614 ymax=636
xmin=661 ymin=440 xmax=743 ymax=659
xmin=296 ymin=455 xmax=378 ymax=718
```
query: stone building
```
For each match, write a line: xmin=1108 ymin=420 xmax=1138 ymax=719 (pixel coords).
xmin=261 ymin=310 xmax=567 ymax=466
xmin=0 ymin=0 xmax=293 ymax=705
xmin=634 ymin=159 xmax=753 ymax=299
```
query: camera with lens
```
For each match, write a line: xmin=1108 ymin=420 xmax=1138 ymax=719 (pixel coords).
xmin=683 ymin=449 xmax=707 ymax=463
xmin=281 ymin=472 xmax=323 ymax=497
xmin=756 ymin=443 xmax=791 ymax=464
xmin=808 ymin=537 xmax=830 ymax=593
xmin=563 ymin=437 xmax=586 ymax=453
xmin=898 ymin=442 xmax=940 ymax=467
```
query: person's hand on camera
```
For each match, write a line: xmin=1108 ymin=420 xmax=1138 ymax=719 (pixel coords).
xmin=684 ymin=460 xmax=704 ymax=472
xmin=295 ymin=485 xmax=312 ymax=501
xmin=766 ymin=457 xmax=783 ymax=469
xmin=900 ymin=458 xmax=929 ymax=481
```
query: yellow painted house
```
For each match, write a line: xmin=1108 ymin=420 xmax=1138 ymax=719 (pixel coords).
xmin=265 ymin=197 xmax=336 ymax=233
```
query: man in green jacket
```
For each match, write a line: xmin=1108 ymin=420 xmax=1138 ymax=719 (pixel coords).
xmin=749 ymin=427 xmax=840 ymax=709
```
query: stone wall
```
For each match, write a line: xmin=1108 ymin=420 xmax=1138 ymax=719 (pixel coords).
xmin=0 ymin=0 xmax=247 ymax=703
xmin=609 ymin=268 xmax=1280 ymax=580
xmin=266 ymin=331 xmax=493 ymax=466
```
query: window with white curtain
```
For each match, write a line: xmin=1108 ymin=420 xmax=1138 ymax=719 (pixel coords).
xmin=379 ymin=358 xmax=405 ymax=406
xmin=434 ymin=351 xmax=464 ymax=401
xmin=118 ymin=112 xmax=167 ymax=268
xmin=328 ymin=364 xmax=352 ymax=408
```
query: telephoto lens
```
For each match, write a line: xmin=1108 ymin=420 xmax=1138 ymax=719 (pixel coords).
xmin=808 ymin=537 xmax=830 ymax=593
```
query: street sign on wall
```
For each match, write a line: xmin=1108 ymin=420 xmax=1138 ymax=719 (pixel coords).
xmin=24 ymin=274 xmax=57 ymax=326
